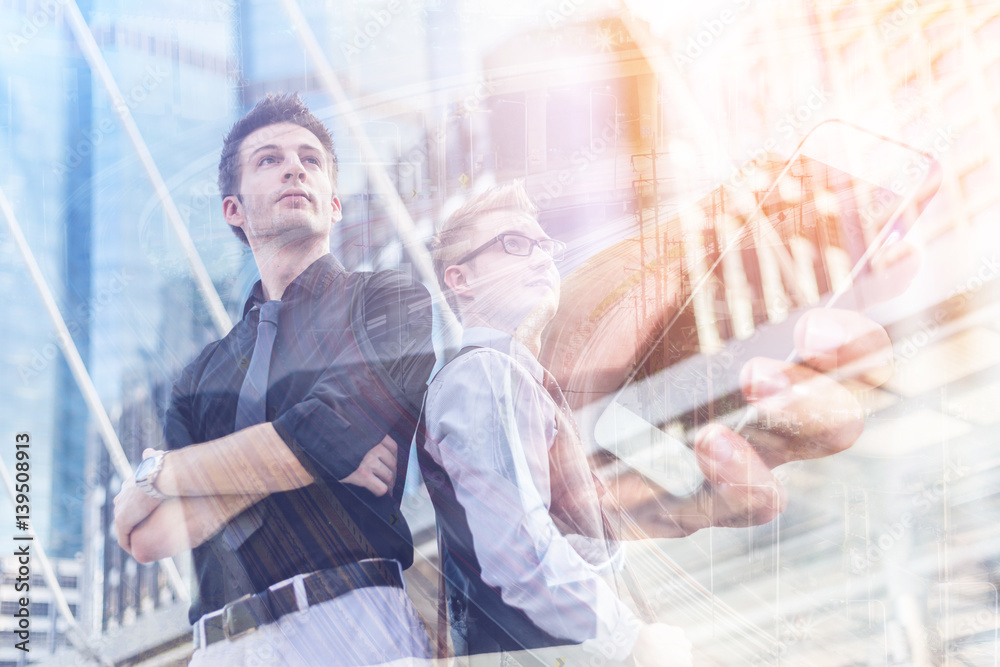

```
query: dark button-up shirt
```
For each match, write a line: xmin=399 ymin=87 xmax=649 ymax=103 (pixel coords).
xmin=163 ymin=254 xmax=435 ymax=622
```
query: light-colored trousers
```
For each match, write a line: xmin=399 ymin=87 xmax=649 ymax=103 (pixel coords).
xmin=189 ymin=585 xmax=432 ymax=667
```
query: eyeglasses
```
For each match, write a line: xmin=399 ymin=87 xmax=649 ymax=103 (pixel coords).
xmin=456 ymin=233 xmax=567 ymax=265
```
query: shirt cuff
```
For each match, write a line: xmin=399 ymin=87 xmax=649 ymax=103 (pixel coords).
xmin=271 ymin=411 xmax=368 ymax=482
xmin=580 ymin=584 xmax=641 ymax=663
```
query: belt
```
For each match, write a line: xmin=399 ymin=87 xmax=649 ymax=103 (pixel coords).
xmin=193 ymin=559 xmax=404 ymax=650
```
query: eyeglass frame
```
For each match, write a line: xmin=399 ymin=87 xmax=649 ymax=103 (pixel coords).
xmin=454 ymin=232 xmax=567 ymax=266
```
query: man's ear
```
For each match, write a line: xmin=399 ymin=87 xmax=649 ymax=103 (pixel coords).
xmin=223 ymin=195 xmax=245 ymax=233
xmin=444 ymin=264 xmax=474 ymax=298
xmin=330 ymin=194 xmax=343 ymax=225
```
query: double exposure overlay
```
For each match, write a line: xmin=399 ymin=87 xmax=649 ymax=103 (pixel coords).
xmin=0 ymin=1 xmax=999 ymax=664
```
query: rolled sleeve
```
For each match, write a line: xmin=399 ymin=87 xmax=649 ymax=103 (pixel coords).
xmin=271 ymin=398 xmax=374 ymax=480
xmin=273 ymin=271 xmax=434 ymax=483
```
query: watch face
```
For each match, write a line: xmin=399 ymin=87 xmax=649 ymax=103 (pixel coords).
xmin=135 ymin=456 xmax=158 ymax=481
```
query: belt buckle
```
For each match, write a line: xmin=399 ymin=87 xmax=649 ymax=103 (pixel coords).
xmin=222 ymin=594 xmax=264 ymax=641
xmin=197 ymin=610 xmax=226 ymax=649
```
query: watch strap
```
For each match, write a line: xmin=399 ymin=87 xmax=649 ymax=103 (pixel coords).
xmin=135 ymin=451 xmax=169 ymax=500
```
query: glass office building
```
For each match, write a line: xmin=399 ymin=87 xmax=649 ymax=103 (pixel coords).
xmin=1 ymin=0 xmax=1000 ymax=664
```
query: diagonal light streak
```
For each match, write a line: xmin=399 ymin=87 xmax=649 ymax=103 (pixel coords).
xmin=0 ymin=186 xmax=189 ymax=602
xmin=63 ymin=0 xmax=232 ymax=338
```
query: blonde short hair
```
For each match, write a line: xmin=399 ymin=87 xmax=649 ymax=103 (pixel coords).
xmin=431 ymin=181 xmax=538 ymax=308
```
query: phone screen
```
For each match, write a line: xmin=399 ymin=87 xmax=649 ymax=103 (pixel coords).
xmin=591 ymin=122 xmax=942 ymax=496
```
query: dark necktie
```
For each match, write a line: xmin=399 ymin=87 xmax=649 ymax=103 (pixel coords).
xmin=224 ymin=299 xmax=281 ymax=548
xmin=234 ymin=300 xmax=282 ymax=431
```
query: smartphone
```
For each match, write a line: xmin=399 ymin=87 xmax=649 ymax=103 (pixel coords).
xmin=589 ymin=120 xmax=944 ymax=496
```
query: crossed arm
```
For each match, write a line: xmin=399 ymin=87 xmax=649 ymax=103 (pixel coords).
xmin=114 ymin=423 xmax=398 ymax=563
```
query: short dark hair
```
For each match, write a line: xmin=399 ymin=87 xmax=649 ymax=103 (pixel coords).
xmin=218 ymin=93 xmax=338 ymax=244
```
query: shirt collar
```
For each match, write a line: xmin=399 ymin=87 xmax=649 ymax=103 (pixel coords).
xmin=461 ymin=327 xmax=545 ymax=384
xmin=242 ymin=253 xmax=346 ymax=318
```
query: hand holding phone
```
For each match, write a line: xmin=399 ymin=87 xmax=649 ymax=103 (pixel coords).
xmin=582 ymin=121 xmax=941 ymax=525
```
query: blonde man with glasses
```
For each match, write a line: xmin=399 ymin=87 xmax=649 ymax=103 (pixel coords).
xmin=420 ymin=181 xmax=690 ymax=664
xmin=420 ymin=180 xmax=896 ymax=664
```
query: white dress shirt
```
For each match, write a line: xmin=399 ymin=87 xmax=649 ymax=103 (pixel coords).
xmin=423 ymin=327 xmax=640 ymax=659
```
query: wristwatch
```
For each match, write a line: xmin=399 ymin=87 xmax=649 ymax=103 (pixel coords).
xmin=134 ymin=451 xmax=169 ymax=500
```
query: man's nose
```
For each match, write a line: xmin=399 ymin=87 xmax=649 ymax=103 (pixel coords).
xmin=529 ymin=246 xmax=556 ymax=270
xmin=283 ymin=156 xmax=306 ymax=181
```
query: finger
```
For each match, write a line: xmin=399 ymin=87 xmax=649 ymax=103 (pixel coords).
xmin=364 ymin=447 xmax=390 ymax=473
xmin=740 ymin=357 xmax=864 ymax=466
xmin=117 ymin=476 xmax=134 ymax=496
xmin=693 ymin=425 xmax=786 ymax=527
xmin=142 ymin=448 xmax=160 ymax=460
xmin=382 ymin=459 xmax=398 ymax=487
xmin=369 ymin=461 xmax=392 ymax=486
xmin=117 ymin=525 xmax=130 ymax=553
xmin=379 ymin=434 xmax=398 ymax=455
xmin=367 ymin=475 xmax=389 ymax=497
xmin=113 ymin=485 xmax=134 ymax=512
xmin=377 ymin=443 xmax=398 ymax=469
xmin=792 ymin=309 xmax=893 ymax=387
xmin=115 ymin=514 xmax=133 ymax=553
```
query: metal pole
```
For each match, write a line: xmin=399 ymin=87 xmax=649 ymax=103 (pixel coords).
xmin=63 ymin=0 xmax=231 ymax=339
xmin=0 ymin=187 xmax=189 ymax=602
xmin=0 ymin=456 xmax=113 ymax=667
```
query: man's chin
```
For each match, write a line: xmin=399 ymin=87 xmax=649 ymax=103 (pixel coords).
xmin=252 ymin=218 xmax=332 ymax=248
xmin=520 ymin=295 xmax=559 ymax=331
xmin=277 ymin=212 xmax=332 ymax=235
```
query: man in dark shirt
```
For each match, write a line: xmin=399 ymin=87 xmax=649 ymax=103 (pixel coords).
xmin=113 ymin=94 xmax=435 ymax=665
